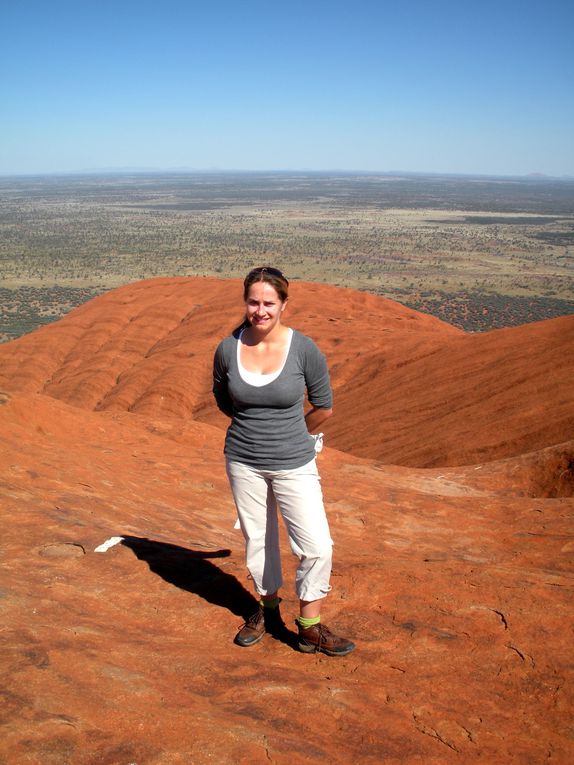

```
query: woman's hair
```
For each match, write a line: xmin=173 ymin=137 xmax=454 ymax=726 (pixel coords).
xmin=233 ymin=266 xmax=289 ymax=336
xmin=242 ymin=266 xmax=289 ymax=302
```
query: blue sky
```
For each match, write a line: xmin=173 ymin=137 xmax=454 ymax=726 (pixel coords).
xmin=1 ymin=0 xmax=573 ymax=176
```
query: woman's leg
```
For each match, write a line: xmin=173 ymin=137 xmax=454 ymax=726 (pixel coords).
xmin=225 ymin=460 xmax=285 ymax=646
xmin=225 ymin=459 xmax=283 ymax=596
xmin=270 ymin=459 xmax=333 ymax=606
xmin=300 ymin=598 xmax=322 ymax=619
xmin=272 ymin=459 xmax=355 ymax=656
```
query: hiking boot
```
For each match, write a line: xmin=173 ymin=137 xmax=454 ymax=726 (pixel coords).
xmin=235 ymin=608 xmax=266 ymax=646
xmin=297 ymin=622 xmax=356 ymax=656
xmin=234 ymin=606 xmax=285 ymax=647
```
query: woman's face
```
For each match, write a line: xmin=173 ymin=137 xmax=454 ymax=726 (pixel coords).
xmin=245 ymin=281 xmax=286 ymax=333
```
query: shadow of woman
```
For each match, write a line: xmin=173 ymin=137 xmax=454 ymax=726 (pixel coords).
xmin=121 ymin=536 xmax=298 ymax=649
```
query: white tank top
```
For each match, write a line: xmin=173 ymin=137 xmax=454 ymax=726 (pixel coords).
xmin=237 ymin=328 xmax=294 ymax=387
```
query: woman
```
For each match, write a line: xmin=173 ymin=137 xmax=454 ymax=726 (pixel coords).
xmin=212 ymin=266 xmax=355 ymax=656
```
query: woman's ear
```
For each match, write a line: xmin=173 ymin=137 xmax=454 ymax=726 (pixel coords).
xmin=281 ymin=299 xmax=288 ymax=313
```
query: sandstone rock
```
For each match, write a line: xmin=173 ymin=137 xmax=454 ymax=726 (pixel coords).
xmin=0 ymin=278 xmax=572 ymax=764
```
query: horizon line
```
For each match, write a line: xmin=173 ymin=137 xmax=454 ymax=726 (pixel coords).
xmin=1 ymin=167 xmax=573 ymax=182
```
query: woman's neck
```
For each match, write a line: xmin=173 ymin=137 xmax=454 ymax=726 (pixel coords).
xmin=242 ymin=323 xmax=289 ymax=347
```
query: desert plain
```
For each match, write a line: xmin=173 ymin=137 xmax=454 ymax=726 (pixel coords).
xmin=1 ymin=172 xmax=573 ymax=340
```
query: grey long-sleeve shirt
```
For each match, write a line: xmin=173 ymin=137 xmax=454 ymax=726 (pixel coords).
xmin=212 ymin=329 xmax=333 ymax=470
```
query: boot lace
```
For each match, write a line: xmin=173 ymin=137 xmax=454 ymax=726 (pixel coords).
xmin=243 ymin=608 xmax=264 ymax=629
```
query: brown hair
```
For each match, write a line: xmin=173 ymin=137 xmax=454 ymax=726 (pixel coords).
xmin=233 ymin=266 xmax=289 ymax=336
xmin=242 ymin=266 xmax=289 ymax=302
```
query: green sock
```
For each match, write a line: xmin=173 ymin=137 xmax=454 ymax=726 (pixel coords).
xmin=297 ymin=615 xmax=321 ymax=629
xmin=259 ymin=597 xmax=281 ymax=609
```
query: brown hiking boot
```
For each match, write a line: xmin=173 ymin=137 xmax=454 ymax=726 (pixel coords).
xmin=297 ymin=622 xmax=356 ymax=656
xmin=235 ymin=608 xmax=266 ymax=646
xmin=234 ymin=606 xmax=285 ymax=647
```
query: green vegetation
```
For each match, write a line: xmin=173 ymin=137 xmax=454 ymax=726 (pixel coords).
xmin=1 ymin=172 xmax=573 ymax=338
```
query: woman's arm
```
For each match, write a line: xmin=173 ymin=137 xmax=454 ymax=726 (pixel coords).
xmin=213 ymin=344 xmax=234 ymax=418
xmin=305 ymin=405 xmax=333 ymax=434
xmin=302 ymin=336 xmax=333 ymax=434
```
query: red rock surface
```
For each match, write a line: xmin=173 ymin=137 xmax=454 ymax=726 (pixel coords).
xmin=1 ymin=277 xmax=573 ymax=764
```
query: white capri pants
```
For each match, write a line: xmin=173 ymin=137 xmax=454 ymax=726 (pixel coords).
xmin=225 ymin=457 xmax=333 ymax=602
